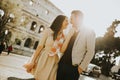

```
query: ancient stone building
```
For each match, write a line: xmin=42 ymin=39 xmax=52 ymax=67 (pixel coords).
xmin=0 ymin=0 xmax=63 ymax=56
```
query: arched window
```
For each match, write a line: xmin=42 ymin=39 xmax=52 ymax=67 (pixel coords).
xmin=38 ymin=25 xmax=45 ymax=33
xmin=15 ymin=38 xmax=21 ymax=45
xmin=30 ymin=21 xmax=37 ymax=31
xmin=24 ymin=38 xmax=32 ymax=48
xmin=33 ymin=41 xmax=39 ymax=49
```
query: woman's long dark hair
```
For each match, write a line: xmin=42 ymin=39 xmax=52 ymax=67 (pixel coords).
xmin=50 ymin=15 xmax=66 ymax=40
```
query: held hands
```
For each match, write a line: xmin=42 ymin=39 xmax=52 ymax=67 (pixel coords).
xmin=23 ymin=62 xmax=35 ymax=73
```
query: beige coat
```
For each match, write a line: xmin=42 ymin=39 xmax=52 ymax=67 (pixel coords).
xmin=72 ymin=26 xmax=96 ymax=71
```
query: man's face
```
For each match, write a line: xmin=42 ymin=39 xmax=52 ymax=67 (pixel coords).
xmin=70 ymin=14 xmax=82 ymax=26
xmin=70 ymin=14 xmax=75 ymax=25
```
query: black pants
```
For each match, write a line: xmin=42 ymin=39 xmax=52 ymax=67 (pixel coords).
xmin=57 ymin=64 xmax=80 ymax=80
xmin=0 ymin=50 xmax=2 ymax=55
xmin=8 ymin=50 xmax=10 ymax=55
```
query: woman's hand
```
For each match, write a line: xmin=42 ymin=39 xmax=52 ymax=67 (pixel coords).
xmin=23 ymin=62 xmax=35 ymax=73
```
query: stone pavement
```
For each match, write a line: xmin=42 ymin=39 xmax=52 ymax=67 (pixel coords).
xmin=0 ymin=52 xmax=113 ymax=80
xmin=0 ymin=52 xmax=33 ymax=80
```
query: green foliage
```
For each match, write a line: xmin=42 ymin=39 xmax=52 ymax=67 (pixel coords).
xmin=95 ymin=20 xmax=120 ymax=54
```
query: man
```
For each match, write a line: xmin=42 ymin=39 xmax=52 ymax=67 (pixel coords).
xmin=56 ymin=10 xmax=96 ymax=80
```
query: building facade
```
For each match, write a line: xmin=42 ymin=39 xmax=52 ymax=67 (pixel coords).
xmin=2 ymin=0 xmax=63 ymax=56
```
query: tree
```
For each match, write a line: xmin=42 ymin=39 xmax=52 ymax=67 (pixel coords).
xmin=95 ymin=20 xmax=120 ymax=53
xmin=0 ymin=0 xmax=23 ymax=42
xmin=93 ymin=19 xmax=120 ymax=76
xmin=0 ymin=0 xmax=23 ymax=30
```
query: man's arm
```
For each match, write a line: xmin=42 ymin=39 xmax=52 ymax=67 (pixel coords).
xmin=78 ymin=30 xmax=96 ymax=73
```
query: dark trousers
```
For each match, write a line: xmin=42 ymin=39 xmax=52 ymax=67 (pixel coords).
xmin=57 ymin=64 xmax=80 ymax=80
xmin=8 ymin=50 xmax=10 ymax=55
xmin=0 ymin=50 xmax=2 ymax=55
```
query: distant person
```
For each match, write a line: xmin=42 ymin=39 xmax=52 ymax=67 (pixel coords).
xmin=7 ymin=45 xmax=13 ymax=55
xmin=0 ymin=42 xmax=5 ymax=55
xmin=118 ymin=69 xmax=120 ymax=75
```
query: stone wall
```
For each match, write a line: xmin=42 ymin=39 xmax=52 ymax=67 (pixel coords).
xmin=2 ymin=0 xmax=63 ymax=56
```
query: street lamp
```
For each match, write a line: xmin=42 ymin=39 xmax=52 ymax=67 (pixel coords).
xmin=0 ymin=9 xmax=4 ymax=18
xmin=8 ymin=13 xmax=15 ymax=22
xmin=0 ymin=10 xmax=15 ymax=42
xmin=1 ymin=29 xmax=9 ymax=41
xmin=29 ymin=0 xmax=33 ymax=5
xmin=9 ymin=13 xmax=15 ymax=18
xmin=5 ymin=30 xmax=8 ymax=35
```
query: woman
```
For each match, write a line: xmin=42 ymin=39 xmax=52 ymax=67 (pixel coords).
xmin=7 ymin=45 xmax=13 ymax=55
xmin=24 ymin=15 xmax=74 ymax=80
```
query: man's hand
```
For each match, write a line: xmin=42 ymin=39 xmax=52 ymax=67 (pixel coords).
xmin=78 ymin=66 xmax=83 ymax=74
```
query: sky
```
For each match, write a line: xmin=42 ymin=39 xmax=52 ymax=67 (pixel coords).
xmin=50 ymin=0 xmax=120 ymax=37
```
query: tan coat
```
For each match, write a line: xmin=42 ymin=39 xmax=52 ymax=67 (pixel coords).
xmin=72 ymin=26 xmax=96 ymax=71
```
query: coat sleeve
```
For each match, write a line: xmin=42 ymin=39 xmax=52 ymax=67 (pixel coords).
xmin=79 ymin=29 xmax=96 ymax=71
xmin=38 ymin=29 xmax=49 ymax=46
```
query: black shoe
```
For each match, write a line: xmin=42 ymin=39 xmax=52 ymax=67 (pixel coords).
xmin=7 ymin=77 xmax=35 ymax=80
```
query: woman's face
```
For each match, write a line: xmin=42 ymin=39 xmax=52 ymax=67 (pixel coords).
xmin=62 ymin=17 xmax=69 ymax=30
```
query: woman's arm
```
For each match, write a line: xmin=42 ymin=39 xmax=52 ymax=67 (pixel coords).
xmin=60 ymin=28 xmax=75 ymax=53
xmin=23 ymin=29 xmax=48 ymax=72
xmin=30 ymin=29 xmax=48 ymax=63
xmin=30 ymin=45 xmax=44 ymax=63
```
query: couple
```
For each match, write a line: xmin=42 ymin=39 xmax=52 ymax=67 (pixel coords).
xmin=9 ymin=10 xmax=95 ymax=80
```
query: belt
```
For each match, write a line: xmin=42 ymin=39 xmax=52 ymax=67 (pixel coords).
xmin=73 ymin=64 xmax=78 ymax=67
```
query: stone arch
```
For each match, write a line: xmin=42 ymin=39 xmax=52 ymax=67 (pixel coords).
xmin=24 ymin=38 xmax=32 ymax=48
xmin=15 ymin=38 xmax=21 ymax=45
xmin=38 ymin=25 xmax=45 ymax=33
xmin=33 ymin=41 xmax=39 ymax=49
xmin=30 ymin=21 xmax=37 ymax=31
